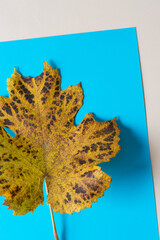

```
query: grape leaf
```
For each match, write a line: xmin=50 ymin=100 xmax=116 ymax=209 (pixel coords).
xmin=0 ymin=61 xmax=120 ymax=215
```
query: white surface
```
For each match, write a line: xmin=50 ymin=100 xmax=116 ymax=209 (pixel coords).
xmin=0 ymin=0 xmax=160 ymax=234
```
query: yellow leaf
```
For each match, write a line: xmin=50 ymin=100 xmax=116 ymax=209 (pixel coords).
xmin=0 ymin=61 xmax=120 ymax=215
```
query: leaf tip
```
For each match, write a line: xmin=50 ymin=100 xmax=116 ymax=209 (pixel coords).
xmin=14 ymin=66 xmax=18 ymax=74
xmin=77 ymin=82 xmax=82 ymax=87
xmin=43 ymin=60 xmax=53 ymax=70
xmin=43 ymin=60 xmax=48 ymax=67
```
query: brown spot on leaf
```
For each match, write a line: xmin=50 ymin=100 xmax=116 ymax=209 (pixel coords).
xmin=79 ymin=160 xmax=86 ymax=165
xmin=0 ymin=110 xmax=4 ymax=117
xmin=4 ymin=119 xmax=14 ymax=125
xmin=66 ymin=192 xmax=71 ymax=201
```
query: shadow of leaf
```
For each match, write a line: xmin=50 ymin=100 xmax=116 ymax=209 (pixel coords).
xmin=61 ymin=214 xmax=67 ymax=240
xmin=99 ymin=119 xmax=147 ymax=200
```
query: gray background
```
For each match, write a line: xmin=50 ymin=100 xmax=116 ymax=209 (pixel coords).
xmin=0 ymin=0 xmax=160 ymax=235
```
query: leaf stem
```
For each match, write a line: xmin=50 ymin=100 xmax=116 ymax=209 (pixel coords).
xmin=45 ymin=180 xmax=59 ymax=240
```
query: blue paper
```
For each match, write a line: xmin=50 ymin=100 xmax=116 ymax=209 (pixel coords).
xmin=0 ymin=27 xmax=159 ymax=240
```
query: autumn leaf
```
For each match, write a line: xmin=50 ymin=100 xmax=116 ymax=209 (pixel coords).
xmin=0 ymin=61 xmax=120 ymax=215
